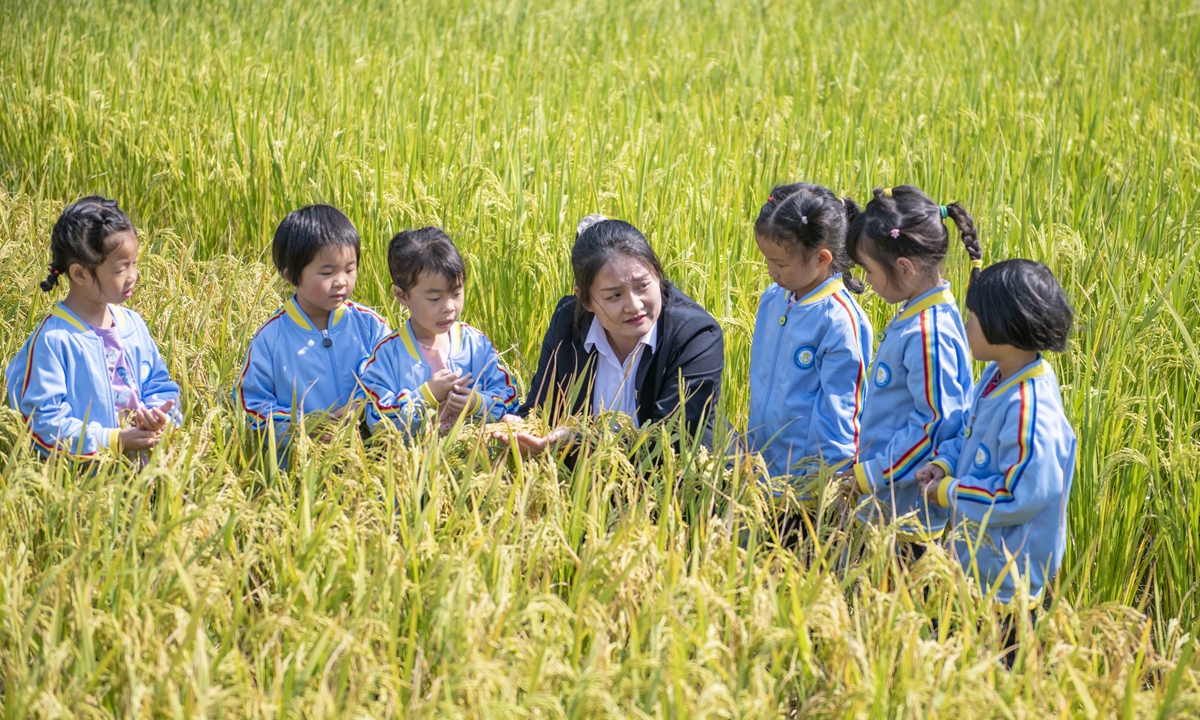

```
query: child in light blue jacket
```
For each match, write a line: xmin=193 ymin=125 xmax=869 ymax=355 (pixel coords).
xmin=361 ymin=227 xmax=518 ymax=434
xmin=917 ymin=259 xmax=1076 ymax=605
xmin=748 ymin=183 xmax=873 ymax=481
xmin=7 ymin=197 xmax=180 ymax=457
xmin=234 ymin=205 xmax=390 ymax=441
xmin=844 ymin=186 xmax=978 ymax=537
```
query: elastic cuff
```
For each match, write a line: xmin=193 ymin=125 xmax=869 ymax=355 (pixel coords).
xmin=418 ymin=382 xmax=440 ymax=408
xmin=853 ymin=463 xmax=870 ymax=494
xmin=898 ymin=527 xmax=944 ymax=543
xmin=929 ymin=458 xmax=953 ymax=477
xmin=936 ymin=476 xmax=956 ymax=508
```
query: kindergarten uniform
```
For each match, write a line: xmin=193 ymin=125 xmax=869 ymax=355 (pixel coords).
xmin=748 ymin=275 xmax=873 ymax=478
xmin=6 ymin=302 xmax=180 ymax=456
xmin=360 ymin=320 xmax=518 ymax=433
xmin=851 ymin=282 xmax=973 ymax=535
xmin=929 ymin=357 xmax=1076 ymax=604
xmin=235 ymin=296 xmax=390 ymax=436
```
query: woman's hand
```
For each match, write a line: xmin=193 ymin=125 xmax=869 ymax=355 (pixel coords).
xmin=492 ymin=424 xmax=574 ymax=456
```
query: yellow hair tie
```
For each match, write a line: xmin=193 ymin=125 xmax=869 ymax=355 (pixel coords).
xmin=970 ymin=259 xmax=983 ymax=269
xmin=883 ymin=188 xmax=893 ymax=198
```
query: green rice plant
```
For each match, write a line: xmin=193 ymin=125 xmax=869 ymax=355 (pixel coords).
xmin=1 ymin=0 xmax=1199 ymax=713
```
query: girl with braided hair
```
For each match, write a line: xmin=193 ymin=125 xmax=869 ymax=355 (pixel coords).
xmin=6 ymin=196 xmax=180 ymax=457
xmin=843 ymin=185 xmax=978 ymax=540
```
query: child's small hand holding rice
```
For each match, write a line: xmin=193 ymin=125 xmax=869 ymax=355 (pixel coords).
xmin=914 ymin=464 xmax=946 ymax=505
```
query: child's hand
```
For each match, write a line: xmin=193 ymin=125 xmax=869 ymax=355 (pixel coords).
xmin=427 ymin=370 xmax=466 ymax=404
xmin=914 ymin=463 xmax=945 ymax=485
xmin=118 ymin=427 xmax=162 ymax=451
xmin=835 ymin=468 xmax=861 ymax=496
xmin=134 ymin=400 xmax=175 ymax=433
xmin=920 ymin=478 xmax=945 ymax=506
xmin=442 ymin=384 xmax=477 ymax=421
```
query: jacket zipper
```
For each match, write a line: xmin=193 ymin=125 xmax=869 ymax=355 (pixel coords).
xmin=322 ymin=328 xmax=339 ymax=399
xmin=766 ymin=294 xmax=794 ymax=413
xmin=89 ymin=334 xmax=119 ymax=431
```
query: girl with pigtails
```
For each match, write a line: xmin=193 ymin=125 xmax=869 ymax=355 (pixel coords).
xmin=843 ymin=186 xmax=979 ymax=541
xmin=6 ymin=197 xmax=180 ymax=458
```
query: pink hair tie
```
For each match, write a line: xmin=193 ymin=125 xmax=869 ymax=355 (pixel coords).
xmin=767 ymin=196 xmax=774 ymax=201
xmin=889 ymin=228 xmax=901 ymax=239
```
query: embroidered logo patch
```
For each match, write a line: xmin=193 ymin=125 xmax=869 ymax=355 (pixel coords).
xmin=139 ymin=360 xmax=152 ymax=384
xmin=794 ymin=345 xmax=816 ymax=369
xmin=974 ymin=445 xmax=991 ymax=468
xmin=873 ymin=362 xmax=891 ymax=387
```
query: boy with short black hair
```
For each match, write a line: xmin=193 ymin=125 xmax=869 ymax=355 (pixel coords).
xmin=235 ymin=204 xmax=390 ymax=443
xmin=360 ymin=226 xmax=518 ymax=434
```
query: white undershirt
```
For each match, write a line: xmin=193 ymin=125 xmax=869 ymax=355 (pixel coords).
xmin=584 ymin=318 xmax=658 ymax=421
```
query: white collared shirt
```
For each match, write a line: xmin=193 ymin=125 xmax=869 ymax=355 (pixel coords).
xmin=584 ymin=319 xmax=658 ymax=421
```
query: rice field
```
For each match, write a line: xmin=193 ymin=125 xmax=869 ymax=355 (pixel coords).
xmin=1 ymin=0 xmax=1199 ymax=715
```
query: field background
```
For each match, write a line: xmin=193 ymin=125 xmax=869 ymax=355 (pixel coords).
xmin=1 ymin=0 xmax=1199 ymax=716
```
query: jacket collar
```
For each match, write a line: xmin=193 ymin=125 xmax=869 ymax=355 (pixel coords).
xmin=52 ymin=302 xmax=127 ymax=334
xmin=987 ymin=356 xmax=1050 ymax=398
xmin=894 ymin=282 xmax=955 ymax=324
xmin=396 ymin=319 xmax=464 ymax=363
xmin=284 ymin=295 xmax=345 ymax=332
xmin=583 ymin=314 xmax=658 ymax=359
xmin=794 ymin=275 xmax=846 ymax=306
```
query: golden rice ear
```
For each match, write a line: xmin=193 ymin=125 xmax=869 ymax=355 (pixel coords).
xmin=575 ymin=213 xmax=607 ymax=238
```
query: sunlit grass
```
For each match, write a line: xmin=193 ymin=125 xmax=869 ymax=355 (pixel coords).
xmin=1 ymin=0 xmax=1198 ymax=714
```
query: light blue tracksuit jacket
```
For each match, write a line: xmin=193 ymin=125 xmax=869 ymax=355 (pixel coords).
xmin=851 ymin=282 xmax=973 ymax=535
xmin=748 ymin=275 xmax=873 ymax=478
xmin=929 ymin=357 xmax=1076 ymax=603
xmin=359 ymin=320 xmax=519 ymax=434
xmin=234 ymin=297 xmax=390 ymax=436
xmin=6 ymin=302 xmax=180 ymax=457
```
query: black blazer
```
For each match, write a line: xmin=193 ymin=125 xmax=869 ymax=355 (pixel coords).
xmin=518 ymin=285 xmax=724 ymax=445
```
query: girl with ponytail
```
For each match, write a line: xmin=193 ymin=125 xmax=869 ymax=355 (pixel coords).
xmin=6 ymin=196 xmax=180 ymax=457
xmin=748 ymin=182 xmax=874 ymax=488
xmin=842 ymin=185 xmax=977 ymax=541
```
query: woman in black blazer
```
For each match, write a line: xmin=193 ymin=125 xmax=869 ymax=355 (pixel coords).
xmin=495 ymin=216 xmax=724 ymax=454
